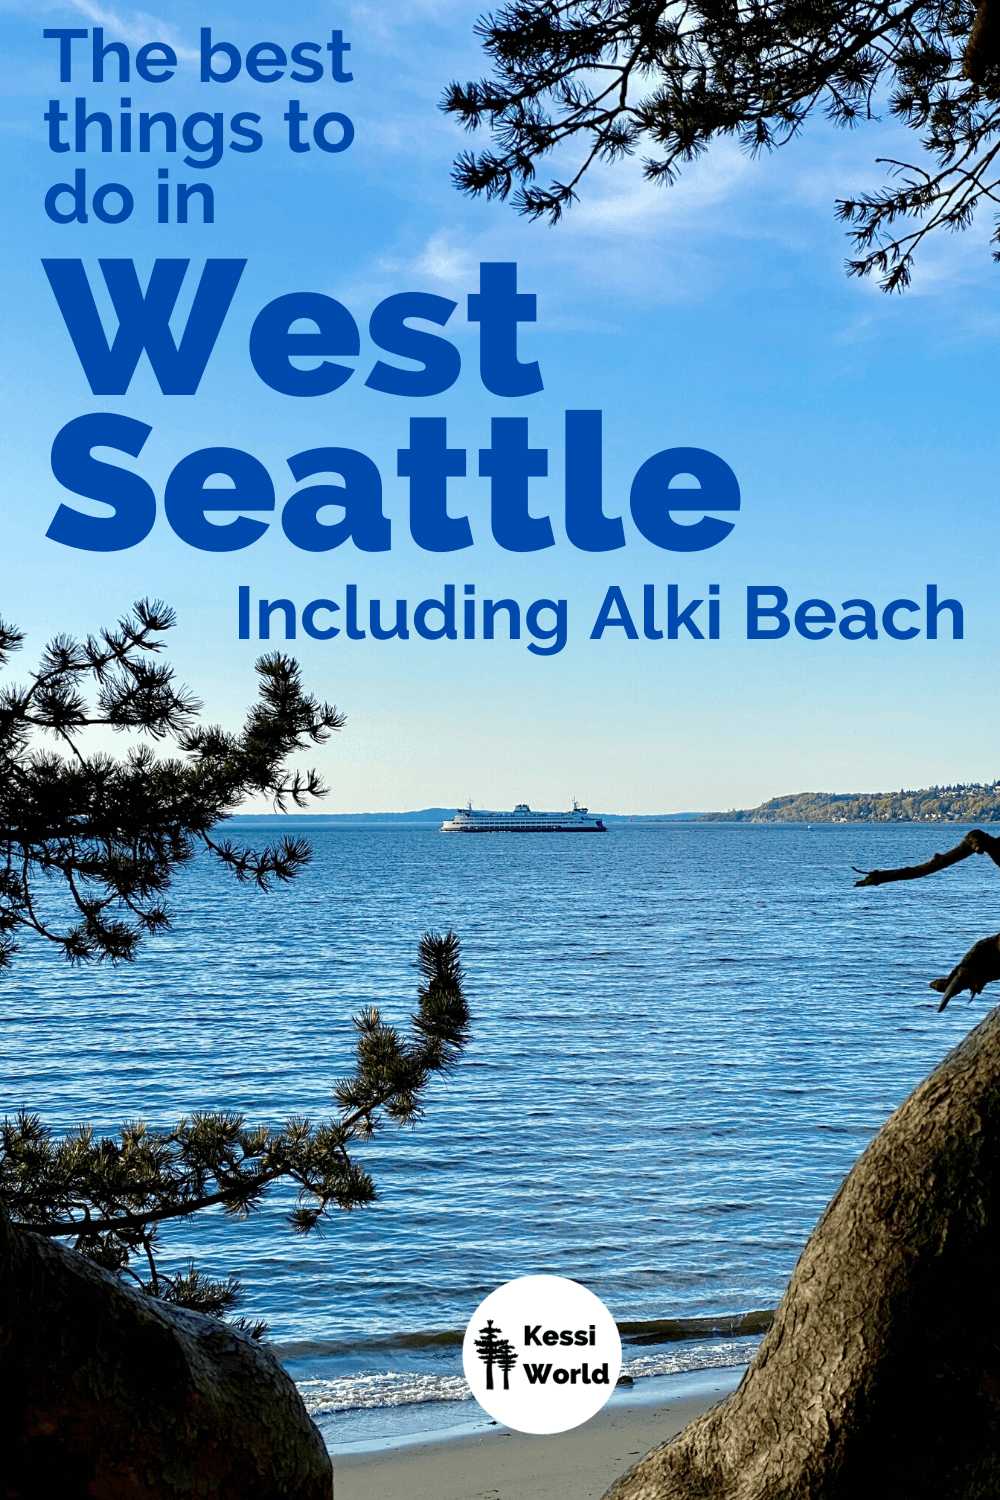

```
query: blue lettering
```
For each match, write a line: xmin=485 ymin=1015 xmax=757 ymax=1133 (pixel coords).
xmin=479 ymin=418 xmax=551 ymax=552
xmin=250 ymin=292 xmax=359 ymax=397
xmin=42 ymin=257 xmax=245 ymax=394
xmin=747 ymin=587 xmax=790 ymax=639
xmin=630 ymin=448 xmax=739 ymax=552
xmin=282 ymin=447 xmax=388 ymax=552
xmin=399 ymin=418 xmax=470 ymax=552
xmin=795 ymin=599 xmax=836 ymax=640
xmin=590 ymin=586 xmax=638 ymax=640
xmin=366 ymin=293 xmax=460 ymax=397
xmin=47 ymin=412 xmax=155 ymax=552
xmin=164 ymin=447 xmax=274 ymax=552
xmin=565 ymin=410 xmax=624 ymax=552
xmin=467 ymin=263 xmax=543 ymax=397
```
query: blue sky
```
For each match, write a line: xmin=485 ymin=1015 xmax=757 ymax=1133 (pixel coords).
xmin=2 ymin=0 xmax=997 ymax=813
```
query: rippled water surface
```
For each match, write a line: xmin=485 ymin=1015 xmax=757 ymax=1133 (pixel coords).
xmin=5 ymin=821 xmax=993 ymax=1439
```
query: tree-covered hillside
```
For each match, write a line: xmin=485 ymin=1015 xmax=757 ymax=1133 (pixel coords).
xmin=700 ymin=784 xmax=1000 ymax=824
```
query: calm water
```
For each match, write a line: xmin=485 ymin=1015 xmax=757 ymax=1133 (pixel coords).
xmin=4 ymin=822 xmax=994 ymax=1445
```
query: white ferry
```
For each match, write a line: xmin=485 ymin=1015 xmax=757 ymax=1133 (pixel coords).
xmin=440 ymin=801 xmax=607 ymax=833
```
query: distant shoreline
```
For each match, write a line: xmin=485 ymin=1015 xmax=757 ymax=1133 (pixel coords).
xmin=227 ymin=782 xmax=1000 ymax=826
xmin=227 ymin=811 xmax=704 ymax=825
xmin=226 ymin=810 xmax=993 ymax=827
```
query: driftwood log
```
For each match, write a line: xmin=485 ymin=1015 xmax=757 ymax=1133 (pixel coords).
xmin=604 ymin=1002 xmax=1000 ymax=1500
xmin=0 ymin=1204 xmax=332 ymax=1499
xmin=856 ymin=830 xmax=1000 ymax=1010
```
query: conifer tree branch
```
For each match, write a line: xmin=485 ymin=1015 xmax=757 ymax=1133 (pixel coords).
xmin=0 ymin=604 xmax=345 ymax=968
xmin=1 ymin=602 xmax=470 ymax=1335
xmin=1 ymin=933 xmax=470 ymax=1332
xmin=444 ymin=0 xmax=1000 ymax=284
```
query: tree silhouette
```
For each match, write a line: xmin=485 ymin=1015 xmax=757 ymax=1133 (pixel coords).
xmin=3 ymin=930 xmax=470 ymax=1334
xmin=443 ymin=0 xmax=1000 ymax=290
xmin=0 ymin=603 xmax=472 ymax=1334
xmin=495 ymin=1336 xmax=519 ymax=1390
xmin=0 ymin=599 xmax=342 ymax=969
xmin=854 ymin=828 xmax=1000 ymax=1006
xmin=475 ymin=1318 xmax=505 ymax=1390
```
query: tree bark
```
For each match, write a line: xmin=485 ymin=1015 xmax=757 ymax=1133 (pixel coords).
xmin=965 ymin=0 xmax=1000 ymax=83
xmin=604 ymin=1005 xmax=1000 ymax=1500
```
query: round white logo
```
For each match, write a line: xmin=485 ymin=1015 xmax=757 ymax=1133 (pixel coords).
xmin=462 ymin=1275 xmax=622 ymax=1434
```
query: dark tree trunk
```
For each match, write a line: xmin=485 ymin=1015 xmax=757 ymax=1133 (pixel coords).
xmin=604 ymin=1005 xmax=1000 ymax=1500
xmin=965 ymin=0 xmax=1000 ymax=83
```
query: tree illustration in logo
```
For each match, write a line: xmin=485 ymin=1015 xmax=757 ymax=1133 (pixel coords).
xmin=495 ymin=1336 xmax=518 ymax=1390
xmin=475 ymin=1318 xmax=508 ymax=1390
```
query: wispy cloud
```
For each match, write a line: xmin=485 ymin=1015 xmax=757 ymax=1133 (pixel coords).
xmin=64 ymin=0 xmax=198 ymax=61
xmin=565 ymin=143 xmax=755 ymax=238
xmin=349 ymin=0 xmax=473 ymax=44
xmin=410 ymin=229 xmax=477 ymax=284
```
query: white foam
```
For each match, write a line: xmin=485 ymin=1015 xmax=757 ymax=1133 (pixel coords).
xmin=622 ymin=1339 xmax=757 ymax=1380
xmin=299 ymin=1371 xmax=473 ymax=1415
xmin=296 ymin=1338 xmax=759 ymax=1415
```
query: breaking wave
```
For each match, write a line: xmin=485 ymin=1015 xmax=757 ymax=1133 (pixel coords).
xmin=296 ymin=1335 xmax=761 ymax=1416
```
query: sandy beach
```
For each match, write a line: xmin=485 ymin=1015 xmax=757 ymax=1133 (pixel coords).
xmin=331 ymin=1387 xmax=726 ymax=1500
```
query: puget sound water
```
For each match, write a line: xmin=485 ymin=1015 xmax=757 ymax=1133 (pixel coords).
xmin=6 ymin=821 xmax=995 ymax=1447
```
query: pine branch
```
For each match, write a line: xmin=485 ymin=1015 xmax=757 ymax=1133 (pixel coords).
xmin=443 ymin=0 xmax=1000 ymax=284
xmin=1 ymin=934 xmax=469 ymax=1329
xmin=0 ymin=605 xmax=344 ymax=966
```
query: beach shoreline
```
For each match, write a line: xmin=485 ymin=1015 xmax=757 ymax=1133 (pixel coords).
xmin=329 ymin=1372 xmax=738 ymax=1500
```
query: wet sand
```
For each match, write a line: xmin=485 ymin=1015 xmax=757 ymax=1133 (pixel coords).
xmin=332 ymin=1389 xmax=723 ymax=1500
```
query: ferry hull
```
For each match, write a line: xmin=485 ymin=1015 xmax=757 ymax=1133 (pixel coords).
xmin=440 ymin=801 xmax=607 ymax=833
xmin=441 ymin=824 xmax=606 ymax=833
